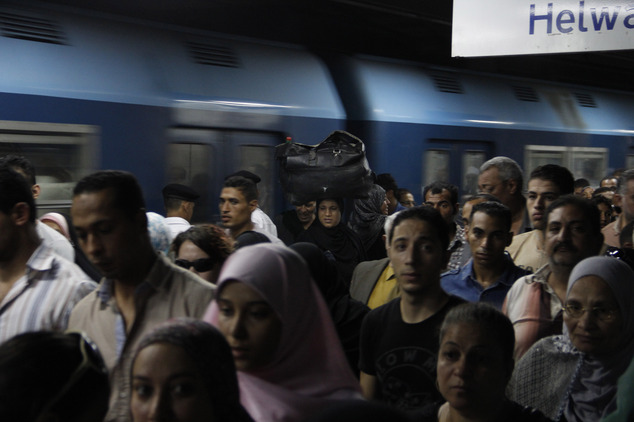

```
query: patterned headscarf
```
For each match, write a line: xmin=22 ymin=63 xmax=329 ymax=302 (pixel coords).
xmin=146 ymin=212 xmax=172 ymax=255
xmin=347 ymin=184 xmax=387 ymax=251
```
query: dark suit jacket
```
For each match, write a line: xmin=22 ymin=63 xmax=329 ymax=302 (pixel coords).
xmin=349 ymin=257 xmax=390 ymax=305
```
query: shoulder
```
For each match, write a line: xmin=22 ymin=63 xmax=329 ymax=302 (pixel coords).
xmin=353 ymin=258 xmax=389 ymax=273
xmin=366 ymin=297 xmax=400 ymax=320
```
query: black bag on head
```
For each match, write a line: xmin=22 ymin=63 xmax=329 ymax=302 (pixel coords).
xmin=275 ymin=130 xmax=374 ymax=204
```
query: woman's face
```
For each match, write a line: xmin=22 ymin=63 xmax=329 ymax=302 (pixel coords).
xmin=318 ymin=200 xmax=341 ymax=228
xmin=437 ymin=322 xmax=511 ymax=415
xmin=131 ymin=343 xmax=215 ymax=422
xmin=176 ymin=240 xmax=220 ymax=284
xmin=216 ymin=281 xmax=282 ymax=372
xmin=380 ymin=197 xmax=389 ymax=215
xmin=564 ymin=275 xmax=624 ymax=355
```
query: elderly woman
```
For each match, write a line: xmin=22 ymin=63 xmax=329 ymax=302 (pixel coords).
xmin=204 ymin=244 xmax=362 ymax=422
xmin=130 ymin=318 xmax=253 ymax=422
xmin=423 ymin=302 xmax=550 ymax=421
xmin=509 ymin=256 xmax=634 ymax=421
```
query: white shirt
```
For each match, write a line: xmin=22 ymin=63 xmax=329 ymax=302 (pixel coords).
xmin=36 ymin=220 xmax=75 ymax=262
xmin=252 ymin=207 xmax=277 ymax=238
xmin=164 ymin=216 xmax=190 ymax=239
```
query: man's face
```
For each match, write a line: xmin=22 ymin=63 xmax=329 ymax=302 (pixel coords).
xmin=400 ymin=192 xmax=416 ymax=208
xmin=388 ymin=218 xmax=448 ymax=295
xmin=617 ymin=180 xmax=634 ymax=222
xmin=424 ymin=189 xmax=456 ymax=226
xmin=72 ymin=188 xmax=144 ymax=281
xmin=526 ymin=178 xmax=561 ymax=230
xmin=467 ymin=211 xmax=512 ymax=268
xmin=294 ymin=201 xmax=316 ymax=224
xmin=544 ymin=204 xmax=599 ymax=269
xmin=219 ymin=188 xmax=255 ymax=232
xmin=478 ymin=168 xmax=515 ymax=207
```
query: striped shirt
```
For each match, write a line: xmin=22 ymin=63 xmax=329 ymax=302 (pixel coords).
xmin=0 ymin=244 xmax=97 ymax=344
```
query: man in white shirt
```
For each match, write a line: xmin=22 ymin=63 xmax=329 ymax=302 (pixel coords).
xmin=162 ymin=183 xmax=200 ymax=239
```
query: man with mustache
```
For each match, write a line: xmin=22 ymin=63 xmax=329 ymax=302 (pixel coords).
xmin=504 ymin=195 xmax=603 ymax=359
xmin=441 ymin=201 xmax=530 ymax=310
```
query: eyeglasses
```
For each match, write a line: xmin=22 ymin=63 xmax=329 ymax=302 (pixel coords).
xmin=35 ymin=332 xmax=108 ymax=422
xmin=175 ymin=257 xmax=216 ymax=272
xmin=563 ymin=302 xmax=620 ymax=322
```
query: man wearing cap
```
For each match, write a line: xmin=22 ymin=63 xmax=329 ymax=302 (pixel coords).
xmin=224 ymin=170 xmax=277 ymax=238
xmin=162 ymin=183 xmax=199 ymax=239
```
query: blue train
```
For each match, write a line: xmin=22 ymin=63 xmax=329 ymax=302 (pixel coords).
xmin=1 ymin=2 xmax=633 ymax=222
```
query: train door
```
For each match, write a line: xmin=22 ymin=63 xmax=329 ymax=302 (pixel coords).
xmin=423 ymin=140 xmax=493 ymax=201
xmin=166 ymin=129 xmax=282 ymax=224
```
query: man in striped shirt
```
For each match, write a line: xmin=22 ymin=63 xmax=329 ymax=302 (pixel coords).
xmin=0 ymin=166 xmax=96 ymax=344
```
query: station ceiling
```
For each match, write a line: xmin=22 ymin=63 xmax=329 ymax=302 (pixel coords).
xmin=29 ymin=0 xmax=634 ymax=92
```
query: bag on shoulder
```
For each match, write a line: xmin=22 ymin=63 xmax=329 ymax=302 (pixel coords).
xmin=275 ymin=130 xmax=374 ymax=204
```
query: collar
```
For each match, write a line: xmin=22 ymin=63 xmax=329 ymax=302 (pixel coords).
xmin=467 ymin=253 xmax=519 ymax=286
xmin=25 ymin=243 xmax=57 ymax=275
xmin=96 ymin=252 xmax=165 ymax=305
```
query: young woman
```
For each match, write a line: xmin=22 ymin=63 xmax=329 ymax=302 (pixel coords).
xmin=204 ymin=243 xmax=362 ymax=422
xmin=170 ymin=224 xmax=233 ymax=285
xmin=509 ymin=256 xmax=634 ymax=421
xmin=130 ymin=318 xmax=252 ymax=422
xmin=298 ymin=198 xmax=366 ymax=285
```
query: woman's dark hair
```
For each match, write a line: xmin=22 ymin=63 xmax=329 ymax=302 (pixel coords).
xmin=132 ymin=319 xmax=253 ymax=422
xmin=439 ymin=302 xmax=516 ymax=367
xmin=0 ymin=331 xmax=109 ymax=422
xmin=170 ymin=224 xmax=234 ymax=261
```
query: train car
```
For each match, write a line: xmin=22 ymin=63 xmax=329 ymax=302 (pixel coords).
xmin=1 ymin=2 xmax=634 ymax=221
xmin=327 ymin=55 xmax=634 ymax=201
xmin=0 ymin=3 xmax=344 ymax=221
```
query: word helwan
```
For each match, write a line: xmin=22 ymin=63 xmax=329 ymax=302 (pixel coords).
xmin=530 ymin=1 xmax=634 ymax=34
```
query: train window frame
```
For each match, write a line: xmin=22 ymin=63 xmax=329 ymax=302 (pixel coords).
xmin=423 ymin=149 xmax=450 ymax=188
xmin=524 ymin=145 xmax=608 ymax=187
xmin=0 ymin=120 xmax=98 ymax=215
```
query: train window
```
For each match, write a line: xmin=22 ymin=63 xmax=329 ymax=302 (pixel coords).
xmin=423 ymin=150 xmax=449 ymax=187
xmin=166 ymin=142 xmax=214 ymax=224
xmin=462 ymin=151 xmax=486 ymax=198
xmin=626 ymin=155 xmax=634 ymax=171
xmin=525 ymin=145 xmax=607 ymax=187
xmin=0 ymin=120 xmax=98 ymax=215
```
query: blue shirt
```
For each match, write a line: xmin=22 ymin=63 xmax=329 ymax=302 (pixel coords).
xmin=440 ymin=255 xmax=531 ymax=309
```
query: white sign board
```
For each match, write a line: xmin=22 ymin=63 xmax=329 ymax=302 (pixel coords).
xmin=452 ymin=1 xmax=634 ymax=57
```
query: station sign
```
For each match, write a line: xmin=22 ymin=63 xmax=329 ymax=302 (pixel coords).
xmin=452 ymin=0 xmax=634 ymax=57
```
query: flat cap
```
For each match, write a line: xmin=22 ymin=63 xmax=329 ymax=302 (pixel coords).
xmin=224 ymin=170 xmax=261 ymax=184
xmin=162 ymin=183 xmax=200 ymax=201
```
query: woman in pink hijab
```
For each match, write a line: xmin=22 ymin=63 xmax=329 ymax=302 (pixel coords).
xmin=204 ymin=243 xmax=362 ymax=422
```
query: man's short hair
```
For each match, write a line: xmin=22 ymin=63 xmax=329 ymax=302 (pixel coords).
xmin=574 ymin=178 xmax=590 ymax=190
xmin=529 ymin=164 xmax=574 ymax=195
xmin=544 ymin=195 xmax=602 ymax=238
xmin=470 ymin=201 xmax=512 ymax=233
xmin=423 ymin=182 xmax=458 ymax=207
xmin=0 ymin=155 xmax=37 ymax=185
xmin=463 ymin=193 xmax=501 ymax=205
xmin=0 ymin=165 xmax=36 ymax=222
xmin=479 ymin=156 xmax=523 ymax=188
xmin=389 ymin=206 xmax=450 ymax=251
xmin=73 ymin=170 xmax=145 ymax=221
xmin=617 ymin=169 xmax=634 ymax=195
xmin=223 ymin=176 xmax=257 ymax=202
xmin=376 ymin=173 xmax=398 ymax=193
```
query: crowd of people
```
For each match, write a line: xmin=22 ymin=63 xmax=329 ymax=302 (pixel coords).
xmin=0 ymin=153 xmax=633 ymax=422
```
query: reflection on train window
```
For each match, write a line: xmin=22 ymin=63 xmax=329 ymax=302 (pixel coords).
xmin=424 ymin=150 xmax=449 ymax=187
xmin=462 ymin=151 xmax=486 ymax=198
xmin=525 ymin=145 xmax=607 ymax=187
xmin=0 ymin=121 xmax=98 ymax=215
xmin=167 ymin=142 xmax=213 ymax=224
xmin=239 ymin=145 xmax=276 ymax=216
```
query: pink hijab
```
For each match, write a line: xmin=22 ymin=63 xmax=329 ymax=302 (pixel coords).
xmin=203 ymin=244 xmax=362 ymax=422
